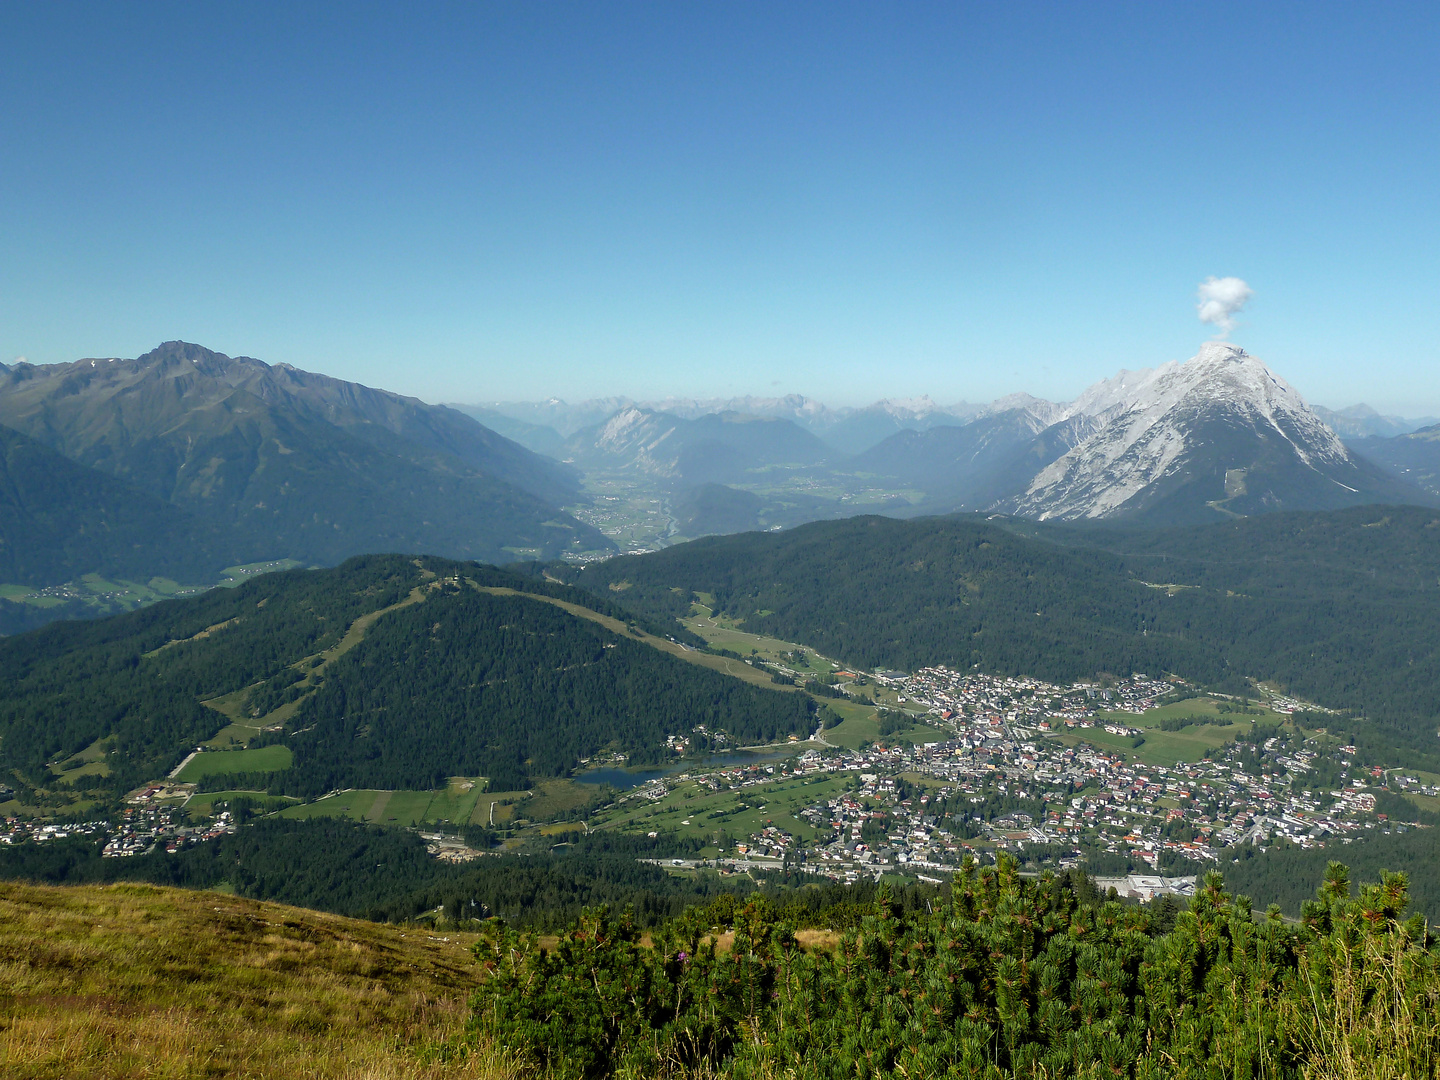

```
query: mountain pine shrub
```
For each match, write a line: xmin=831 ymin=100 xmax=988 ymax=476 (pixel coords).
xmin=470 ymin=857 xmax=1440 ymax=1079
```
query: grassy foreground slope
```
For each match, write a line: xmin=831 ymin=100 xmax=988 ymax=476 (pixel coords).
xmin=0 ymin=881 xmax=510 ymax=1080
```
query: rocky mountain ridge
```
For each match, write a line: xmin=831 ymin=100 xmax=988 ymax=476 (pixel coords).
xmin=0 ymin=342 xmax=611 ymax=586
xmin=1008 ymin=343 xmax=1367 ymax=520
xmin=565 ymin=406 xmax=832 ymax=485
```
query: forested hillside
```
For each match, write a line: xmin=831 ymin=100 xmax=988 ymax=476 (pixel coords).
xmin=277 ymin=581 xmax=814 ymax=793
xmin=1223 ymin=826 xmax=1440 ymax=918
xmin=0 ymin=343 xmax=611 ymax=610
xmin=556 ymin=506 xmax=1440 ymax=764
xmin=0 ymin=819 xmax=759 ymax=927
xmin=0 ymin=424 xmax=219 ymax=588
xmin=0 ymin=555 xmax=814 ymax=800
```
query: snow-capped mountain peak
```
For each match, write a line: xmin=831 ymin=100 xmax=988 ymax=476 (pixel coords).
xmin=1007 ymin=344 xmax=1367 ymax=521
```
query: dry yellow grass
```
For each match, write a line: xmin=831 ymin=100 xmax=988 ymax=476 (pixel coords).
xmin=0 ymin=881 xmax=520 ymax=1080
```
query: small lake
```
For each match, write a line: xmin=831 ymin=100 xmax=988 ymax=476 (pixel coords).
xmin=575 ymin=748 xmax=800 ymax=790
xmin=575 ymin=767 xmax=670 ymax=790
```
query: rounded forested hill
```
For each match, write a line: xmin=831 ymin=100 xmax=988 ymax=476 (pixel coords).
xmin=0 ymin=554 xmax=813 ymax=798
xmin=279 ymin=581 xmax=814 ymax=794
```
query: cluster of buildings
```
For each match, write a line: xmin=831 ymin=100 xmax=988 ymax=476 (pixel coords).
xmin=102 ymin=803 xmax=236 ymax=857
xmin=868 ymin=666 xmax=1174 ymax=729
xmin=1392 ymin=772 xmax=1440 ymax=799
xmin=793 ymin=777 xmax=958 ymax=876
xmin=642 ymin=667 xmax=1411 ymax=887
xmin=0 ymin=818 xmax=107 ymax=846
xmin=0 ymin=800 xmax=238 ymax=859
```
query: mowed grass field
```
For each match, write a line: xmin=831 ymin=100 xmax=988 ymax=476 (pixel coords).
xmin=509 ymin=779 xmax=596 ymax=823
xmin=681 ymin=616 xmax=820 ymax=667
xmin=822 ymin=700 xmax=939 ymax=750
xmin=1118 ymin=697 xmax=1281 ymax=728
xmin=1063 ymin=696 xmax=1280 ymax=766
xmin=1394 ymin=769 xmax=1440 ymax=816
xmin=48 ymin=736 xmax=113 ymax=780
xmin=821 ymin=700 xmax=884 ymax=749
xmin=680 ymin=600 xmax=860 ymax=683
xmin=683 ymin=603 xmax=930 ymax=734
xmin=276 ymin=780 xmax=544 ymax=828
xmin=183 ymin=790 xmax=301 ymax=817
xmin=280 ymin=789 xmax=443 ymax=826
xmin=594 ymin=771 xmax=854 ymax=846
xmin=0 ymin=880 xmax=511 ymax=1080
xmin=175 ymin=744 xmax=294 ymax=782
xmin=680 ymin=604 xmax=940 ymax=744
xmin=229 ymin=778 xmax=597 ymax=831
xmin=283 ymin=784 xmax=475 ymax=827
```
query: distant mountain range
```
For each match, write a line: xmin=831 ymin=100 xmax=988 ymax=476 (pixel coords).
xmin=0 ymin=342 xmax=611 ymax=596
xmin=471 ymin=344 xmax=1435 ymax=530
xmin=6 ymin=338 xmax=1436 ymax=633
xmin=1346 ymin=424 xmax=1440 ymax=498
xmin=1311 ymin=403 xmax=1439 ymax=440
xmin=850 ymin=403 xmax=1088 ymax=508
xmin=472 ymin=387 xmax=1440 ymax=462
xmin=562 ymin=407 xmax=834 ymax=486
xmin=455 ymin=393 xmax=983 ymax=455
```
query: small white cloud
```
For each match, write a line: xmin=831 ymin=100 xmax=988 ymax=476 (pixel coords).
xmin=1196 ymin=276 xmax=1253 ymax=338
xmin=12 ymin=356 xmax=27 ymax=364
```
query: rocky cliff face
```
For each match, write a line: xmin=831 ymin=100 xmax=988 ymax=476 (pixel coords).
xmin=1006 ymin=343 xmax=1424 ymax=523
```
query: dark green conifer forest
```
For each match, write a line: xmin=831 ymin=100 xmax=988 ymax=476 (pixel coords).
xmin=474 ymin=858 xmax=1439 ymax=1080
xmin=276 ymin=584 xmax=814 ymax=793
xmin=0 ymin=554 xmax=812 ymax=795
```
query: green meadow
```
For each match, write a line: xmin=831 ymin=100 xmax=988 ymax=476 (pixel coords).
xmin=593 ymin=771 xmax=855 ymax=848
xmin=184 ymin=790 xmax=301 ymax=817
xmin=275 ymin=778 xmax=546 ymax=828
xmin=1061 ymin=695 xmax=1283 ymax=766
xmin=175 ymin=745 xmax=294 ymax=782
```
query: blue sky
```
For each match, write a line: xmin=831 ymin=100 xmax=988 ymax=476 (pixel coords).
xmin=2 ymin=3 xmax=1438 ymax=413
